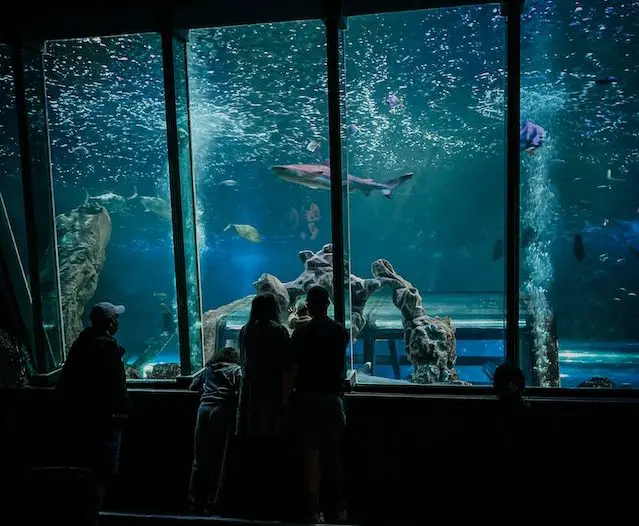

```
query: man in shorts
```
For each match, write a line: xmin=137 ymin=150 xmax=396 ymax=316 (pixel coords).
xmin=290 ymin=286 xmax=348 ymax=523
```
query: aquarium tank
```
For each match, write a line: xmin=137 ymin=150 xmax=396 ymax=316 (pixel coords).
xmin=0 ymin=0 xmax=637 ymax=388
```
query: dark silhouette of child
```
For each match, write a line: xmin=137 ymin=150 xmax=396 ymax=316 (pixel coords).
xmin=188 ymin=347 xmax=241 ymax=514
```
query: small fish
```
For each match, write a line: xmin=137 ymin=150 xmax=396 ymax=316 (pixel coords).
xmin=139 ymin=194 xmax=172 ymax=220
xmin=491 ymin=227 xmax=537 ymax=261
xmin=153 ymin=292 xmax=168 ymax=299
xmin=217 ymin=179 xmax=238 ymax=187
xmin=492 ymin=239 xmax=503 ymax=261
xmin=619 ymin=287 xmax=627 ymax=291
xmin=606 ymin=168 xmax=626 ymax=182
xmin=595 ymin=76 xmax=619 ymax=85
xmin=70 ymin=145 xmax=89 ymax=155
xmin=596 ymin=184 xmax=611 ymax=189
xmin=628 ymin=292 xmax=637 ymax=297
xmin=573 ymin=234 xmax=586 ymax=262
xmin=346 ymin=123 xmax=359 ymax=137
xmin=386 ymin=93 xmax=400 ymax=109
xmin=306 ymin=140 xmax=321 ymax=152
xmin=616 ymin=258 xmax=625 ymax=264
xmin=612 ymin=297 xmax=622 ymax=302
xmin=224 ymin=223 xmax=261 ymax=243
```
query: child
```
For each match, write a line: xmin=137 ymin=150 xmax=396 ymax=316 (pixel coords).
xmin=188 ymin=347 xmax=242 ymax=514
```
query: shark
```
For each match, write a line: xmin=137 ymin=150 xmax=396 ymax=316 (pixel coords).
xmin=271 ymin=163 xmax=413 ymax=199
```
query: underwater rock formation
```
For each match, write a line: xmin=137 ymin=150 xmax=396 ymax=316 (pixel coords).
xmin=0 ymin=328 xmax=28 ymax=388
xmin=283 ymin=244 xmax=337 ymax=306
xmin=247 ymin=244 xmax=460 ymax=384
xmin=125 ymin=367 xmax=142 ymax=380
xmin=146 ymin=363 xmax=180 ymax=379
xmin=371 ymin=259 xmax=462 ymax=384
xmin=255 ymin=244 xmax=379 ymax=338
xmin=129 ymin=332 xmax=176 ymax=374
xmin=254 ymin=273 xmax=290 ymax=323
xmin=202 ymin=295 xmax=254 ymax=364
xmin=201 ymin=244 xmax=461 ymax=385
xmin=45 ymin=203 xmax=112 ymax=349
xmin=577 ymin=376 xmax=616 ymax=389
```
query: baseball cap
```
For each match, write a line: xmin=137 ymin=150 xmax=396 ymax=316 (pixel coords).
xmin=90 ymin=302 xmax=125 ymax=325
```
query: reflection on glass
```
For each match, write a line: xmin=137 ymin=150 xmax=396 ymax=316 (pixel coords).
xmin=344 ymin=6 xmax=506 ymax=386
xmin=337 ymin=28 xmax=355 ymax=375
xmin=19 ymin=45 xmax=66 ymax=370
xmin=45 ymin=35 xmax=179 ymax=379
xmin=188 ymin=22 xmax=330 ymax=362
xmin=520 ymin=1 xmax=639 ymax=389
xmin=168 ymin=36 xmax=204 ymax=374
xmin=0 ymin=44 xmax=29 ymax=271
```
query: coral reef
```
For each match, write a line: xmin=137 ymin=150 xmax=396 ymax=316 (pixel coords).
xmin=45 ymin=202 xmax=112 ymax=350
xmin=371 ymin=259 xmax=461 ymax=384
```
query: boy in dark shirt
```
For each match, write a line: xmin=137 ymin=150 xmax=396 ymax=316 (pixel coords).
xmin=290 ymin=286 xmax=348 ymax=523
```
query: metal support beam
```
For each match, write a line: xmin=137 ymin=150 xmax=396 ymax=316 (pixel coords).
xmin=161 ymin=30 xmax=204 ymax=377
xmin=501 ymin=0 xmax=523 ymax=368
xmin=324 ymin=0 xmax=346 ymax=329
xmin=11 ymin=38 xmax=65 ymax=373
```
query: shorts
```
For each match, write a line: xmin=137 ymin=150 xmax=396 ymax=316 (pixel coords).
xmin=293 ymin=392 xmax=345 ymax=451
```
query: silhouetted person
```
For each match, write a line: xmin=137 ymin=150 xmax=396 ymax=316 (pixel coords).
xmin=238 ymin=294 xmax=292 ymax=436
xmin=234 ymin=294 xmax=294 ymax=520
xmin=56 ymin=302 xmax=131 ymax=521
xmin=490 ymin=362 xmax=533 ymax=525
xmin=188 ymin=347 xmax=241 ymax=514
xmin=493 ymin=362 xmax=528 ymax=408
xmin=290 ymin=286 xmax=348 ymax=523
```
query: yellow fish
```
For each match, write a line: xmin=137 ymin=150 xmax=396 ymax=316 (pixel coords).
xmin=224 ymin=223 xmax=261 ymax=243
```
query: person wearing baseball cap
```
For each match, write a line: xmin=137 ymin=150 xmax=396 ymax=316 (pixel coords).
xmin=56 ymin=301 xmax=131 ymax=519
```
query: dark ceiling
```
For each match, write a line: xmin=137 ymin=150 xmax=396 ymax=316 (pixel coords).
xmin=0 ymin=0 xmax=494 ymax=42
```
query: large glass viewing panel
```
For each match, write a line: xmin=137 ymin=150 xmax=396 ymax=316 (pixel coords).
xmin=343 ymin=5 xmax=509 ymax=386
xmin=14 ymin=42 xmax=66 ymax=372
xmin=520 ymin=0 xmax=639 ymax=389
xmin=188 ymin=21 xmax=332 ymax=362
xmin=44 ymin=34 xmax=180 ymax=379
xmin=0 ymin=44 xmax=29 ymax=272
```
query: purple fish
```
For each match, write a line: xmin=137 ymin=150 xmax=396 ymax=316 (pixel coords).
xmin=386 ymin=93 xmax=399 ymax=109
xmin=520 ymin=121 xmax=545 ymax=155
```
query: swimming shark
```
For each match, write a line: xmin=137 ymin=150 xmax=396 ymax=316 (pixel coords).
xmin=271 ymin=163 xmax=413 ymax=199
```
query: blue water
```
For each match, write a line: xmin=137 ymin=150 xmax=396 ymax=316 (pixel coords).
xmin=1 ymin=1 xmax=638 ymax=387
